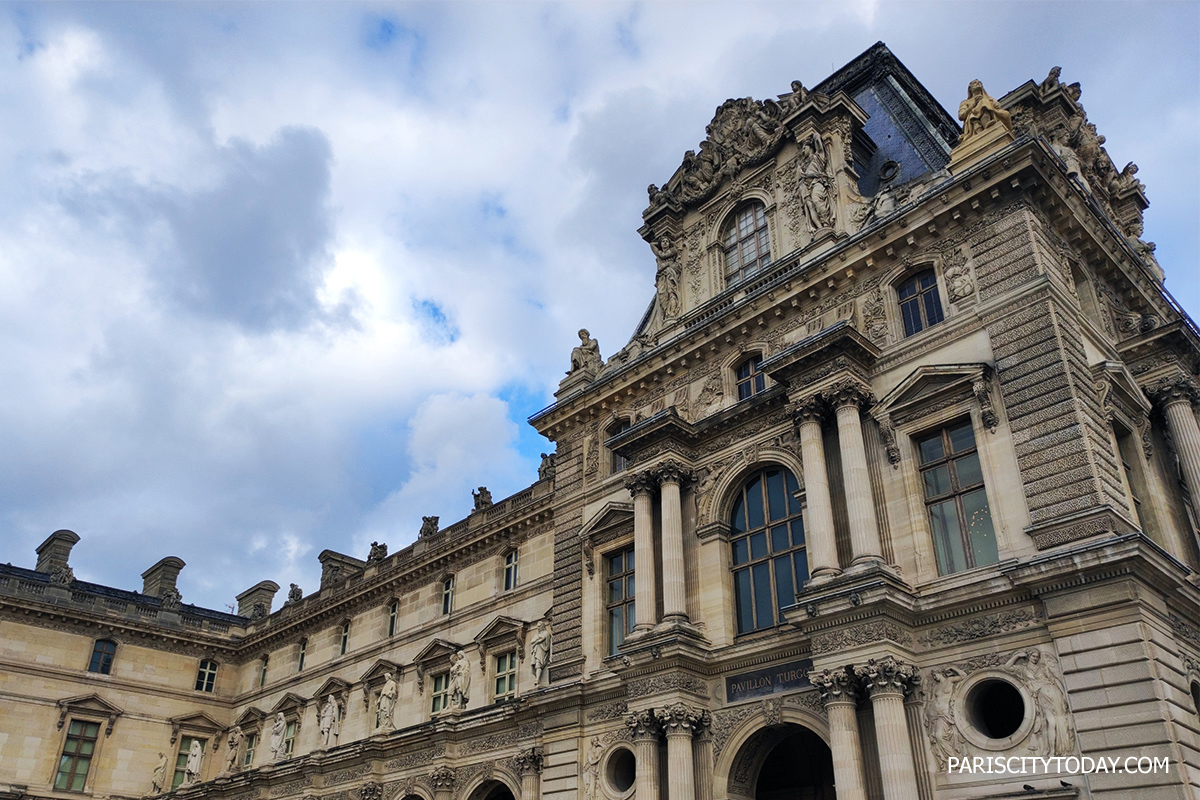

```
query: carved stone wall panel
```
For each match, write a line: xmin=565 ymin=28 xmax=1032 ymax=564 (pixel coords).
xmin=918 ymin=608 xmax=1042 ymax=647
xmin=810 ymin=620 xmax=913 ymax=655
xmin=550 ymin=519 xmax=584 ymax=680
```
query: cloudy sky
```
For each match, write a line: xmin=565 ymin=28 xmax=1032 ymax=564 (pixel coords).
xmin=1 ymin=1 xmax=1196 ymax=612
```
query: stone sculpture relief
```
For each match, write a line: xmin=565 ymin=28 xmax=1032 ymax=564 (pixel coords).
xmin=957 ymin=79 xmax=1013 ymax=146
xmin=269 ymin=712 xmax=287 ymax=762
xmin=49 ymin=564 xmax=75 ymax=586
xmin=1007 ymin=648 xmax=1074 ymax=755
xmin=224 ymin=726 xmax=243 ymax=773
xmin=942 ymin=249 xmax=974 ymax=303
xmin=449 ymin=650 xmax=471 ymax=709
xmin=569 ymin=329 xmax=604 ymax=374
xmin=377 ymin=672 xmax=398 ymax=730
xmin=151 ymin=751 xmax=168 ymax=795
xmin=924 ymin=667 xmax=967 ymax=766
xmin=419 ymin=516 xmax=440 ymax=538
xmin=367 ymin=541 xmax=388 ymax=562
xmin=582 ymin=736 xmax=603 ymax=800
xmin=797 ymin=131 xmax=835 ymax=235
xmin=319 ymin=695 xmax=341 ymax=748
xmin=528 ymin=619 xmax=553 ymax=685
xmin=160 ymin=586 xmax=182 ymax=612
xmin=651 ymin=233 xmax=681 ymax=321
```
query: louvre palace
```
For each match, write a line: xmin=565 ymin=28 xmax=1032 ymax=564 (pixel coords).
xmin=3 ymin=42 xmax=1200 ymax=800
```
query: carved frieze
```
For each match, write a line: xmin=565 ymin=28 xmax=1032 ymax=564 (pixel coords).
xmin=810 ymin=620 xmax=912 ymax=655
xmin=918 ymin=608 xmax=1042 ymax=647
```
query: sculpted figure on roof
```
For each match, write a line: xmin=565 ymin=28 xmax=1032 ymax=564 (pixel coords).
xmin=957 ymin=79 xmax=1013 ymax=144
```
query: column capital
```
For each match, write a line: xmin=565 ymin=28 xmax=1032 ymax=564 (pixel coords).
xmin=513 ymin=746 xmax=545 ymax=775
xmin=655 ymin=703 xmax=707 ymax=736
xmin=429 ymin=766 xmax=456 ymax=791
xmin=655 ymin=459 xmax=695 ymax=486
xmin=1145 ymin=377 xmax=1200 ymax=410
xmin=809 ymin=666 xmax=859 ymax=706
xmin=853 ymin=656 xmax=920 ymax=700
xmin=824 ymin=378 xmax=874 ymax=411
xmin=624 ymin=471 xmax=659 ymax=497
xmin=788 ymin=395 xmax=827 ymax=425
xmin=625 ymin=708 xmax=663 ymax=741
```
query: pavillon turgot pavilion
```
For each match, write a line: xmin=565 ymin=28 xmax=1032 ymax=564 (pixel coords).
xmin=3 ymin=42 xmax=1199 ymax=800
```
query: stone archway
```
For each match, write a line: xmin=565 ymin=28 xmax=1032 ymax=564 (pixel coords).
xmin=725 ymin=723 xmax=835 ymax=800
xmin=467 ymin=779 xmax=516 ymax=800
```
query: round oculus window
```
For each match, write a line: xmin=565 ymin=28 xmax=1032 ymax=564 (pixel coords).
xmin=966 ymin=678 xmax=1025 ymax=740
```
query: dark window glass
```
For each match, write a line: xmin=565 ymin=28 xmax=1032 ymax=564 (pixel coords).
xmin=723 ymin=203 xmax=771 ymax=286
xmin=917 ymin=420 xmax=998 ymax=575
xmin=195 ymin=659 xmax=218 ymax=692
xmin=55 ymin=720 xmax=100 ymax=792
xmin=735 ymin=356 xmax=766 ymax=401
xmin=608 ymin=419 xmax=631 ymax=474
xmin=88 ymin=640 xmax=116 ymax=674
xmin=606 ymin=545 xmax=636 ymax=655
xmin=729 ymin=467 xmax=808 ymax=634
xmin=898 ymin=270 xmax=944 ymax=337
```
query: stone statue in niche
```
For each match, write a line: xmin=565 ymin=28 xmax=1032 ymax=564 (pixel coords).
xmin=582 ymin=736 xmax=603 ymax=799
xmin=957 ymin=79 xmax=1012 ymax=145
xmin=377 ymin=672 xmax=398 ymax=730
xmin=924 ymin=667 xmax=967 ymax=766
xmin=419 ymin=516 xmax=440 ymax=538
xmin=224 ymin=726 xmax=243 ymax=773
xmin=286 ymin=583 xmax=303 ymax=604
xmin=537 ymin=452 xmax=557 ymax=481
xmin=472 ymin=487 xmax=493 ymax=511
xmin=797 ymin=131 xmax=834 ymax=234
xmin=367 ymin=541 xmax=388 ymax=562
xmin=151 ymin=751 xmax=168 ymax=794
xmin=651 ymin=234 xmax=681 ymax=320
xmin=269 ymin=712 xmax=287 ymax=762
xmin=528 ymin=619 xmax=553 ymax=685
xmin=319 ymin=695 xmax=341 ymax=748
xmin=1049 ymin=129 xmax=1088 ymax=191
xmin=1006 ymin=648 xmax=1074 ymax=755
xmin=569 ymin=329 xmax=603 ymax=374
xmin=183 ymin=739 xmax=203 ymax=785
xmin=449 ymin=650 xmax=471 ymax=709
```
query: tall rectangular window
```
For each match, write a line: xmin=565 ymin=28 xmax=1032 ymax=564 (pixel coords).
xmin=88 ymin=640 xmax=116 ymax=674
xmin=297 ymin=639 xmax=307 ymax=672
xmin=54 ymin=719 xmax=100 ymax=792
xmin=431 ymin=673 xmax=450 ymax=715
xmin=608 ymin=420 xmax=631 ymax=474
xmin=494 ymin=652 xmax=517 ymax=701
xmin=1115 ymin=429 xmax=1146 ymax=529
xmin=339 ymin=622 xmax=350 ymax=656
xmin=729 ymin=468 xmax=806 ymax=634
xmin=195 ymin=659 xmax=218 ymax=692
xmin=504 ymin=550 xmax=519 ymax=591
xmin=259 ymin=656 xmax=269 ymax=687
xmin=918 ymin=419 xmax=998 ymax=574
xmin=172 ymin=737 xmax=205 ymax=790
xmin=441 ymin=577 xmax=455 ymax=616
xmin=606 ymin=545 xmax=636 ymax=655
xmin=242 ymin=732 xmax=257 ymax=768
xmin=387 ymin=600 xmax=398 ymax=637
xmin=283 ymin=721 xmax=297 ymax=757
xmin=898 ymin=270 xmax=945 ymax=337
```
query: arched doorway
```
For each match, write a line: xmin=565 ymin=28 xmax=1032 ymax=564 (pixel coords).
xmin=726 ymin=723 xmax=835 ymax=800
xmin=474 ymin=781 xmax=515 ymax=800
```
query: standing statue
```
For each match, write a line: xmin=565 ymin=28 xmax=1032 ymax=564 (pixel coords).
xmin=1007 ymin=648 xmax=1074 ymax=755
xmin=183 ymin=739 xmax=203 ymax=785
xmin=569 ymin=329 xmax=603 ymax=374
xmin=797 ymin=131 xmax=834 ymax=233
xmin=151 ymin=751 xmax=168 ymax=795
xmin=472 ymin=486 xmax=493 ymax=510
xmin=651 ymin=234 xmax=681 ymax=320
xmin=957 ymin=79 xmax=1013 ymax=145
xmin=528 ymin=619 xmax=553 ymax=685
xmin=319 ymin=695 xmax=341 ymax=748
xmin=449 ymin=650 xmax=471 ymax=710
xmin=582 ymin=736 xmax=603 ymax=799
xmin=924 ymin=667 xmax=967 ymax=766
xmin=269 ymin=712 xmax=287 ymax=762
xmin=377 ymin=671 xmax=398 ymax=730
xmin=224 ymin=726 xmax=243 ymax=773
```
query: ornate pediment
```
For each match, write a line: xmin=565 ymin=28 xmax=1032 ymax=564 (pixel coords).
xmin=580 ymin=501 xmax=635 ymax=578
xmin=412 ymin=639 xmax=465 ymax=692
xmin=233 ymin=707 xmax=266 ymax=729
xmin=312 ymin=677 xmax=351 ymax=703
xmin=56 ymin=694 xmax=123 ymax=737
xmin=876 ymin=363 xmax=996 ymax=432
xmin=474 ymin=616 xmax=528 ymax=670
xmin=269 ymin=692 xmax=308 ymax=715
xmin=359 ymin=658 xmax=402 ymax=686
xmin=168 ymin=711 xmax=224 ymax=744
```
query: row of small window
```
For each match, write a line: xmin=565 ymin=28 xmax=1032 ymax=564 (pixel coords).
xmin=605 ymin=419 xmax=996 ymax=648
xmin=88 ymin=640 xmax=220 ymax=692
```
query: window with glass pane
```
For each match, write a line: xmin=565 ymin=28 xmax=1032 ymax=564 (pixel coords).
xmin=723 ymin=203 xmax=771 ymax=286
xmin=608 ymin=419 xmax=631 ymax=474
xmin=172 ymin=737 xmax=205 ymax=789
xmin=339 ymin=622 xmax=350 ymax=655
xmin=736 ymin=356 xmax=766 ymax=401
xmin=431 ymin=673 xmax=450 ymax=715
xmin=55 ymin=719 xmax=100 ymax=792
xmin=387 ymin=601 xmax=398 ymax=637
xmin=917 ymin=419 xmax=998 ymax=574
xmin=195 ymin=659 xmax=218 ymax=692
xmin=897 ymin=270 xmax=945 ymax=337
xmin=730 ymin=467 xmax=807 ymax=634
xmin=494 ymin=651 xmax=517 ymax=700
xmin=88 ymin=639 xmax=116 ymax=674
xmin=259 ymin=656 xmax=269 ymax=687
xmin=283 ymin=721 xmax=297 ymax=757
xmin=606 ymin=545 xmax=636 ymax=655
xmin=242 ymin=732 xmax=257 ymax=767
xmin=297 ymin=639 xmax=307 ymax=671
xmin=504 ymin=549 xmax=519 ymax=591
xmin=441 ymin=577 xmax=455 ymax=615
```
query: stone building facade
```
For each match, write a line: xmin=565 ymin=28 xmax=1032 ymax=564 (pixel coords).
xmin=3 ymin=42 xmax=1200 ymax=800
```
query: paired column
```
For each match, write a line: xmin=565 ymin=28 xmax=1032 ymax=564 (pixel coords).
xmin=515 ymin=747 xmax=544 ymax=800
xmin=855 ymin=657 xmax=921 ymax=800
xmin=1151 ymin=381 xmax=1200 ymax=517
xmin=829 ymin=381 xmax=884 ymax=564
xmin=658 ymin=462 xmax=690 ymax=622
xmin=626 ymin=710 xmax=662 ymax=800
xmin=656 ymin=705 xmax=705 ymax=800
xmin=626 ymin=472 xmax=659 ymax=632
xmin=793 ymin=397 xmax=840 ymax=579
xmin=809 ymin=667 xmax=867 ymax=800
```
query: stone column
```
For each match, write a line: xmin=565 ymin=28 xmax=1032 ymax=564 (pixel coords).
xmin=626 ymin=472 xmax=659 ymax=632
xmin=829 ymin=381 xmax=883 ymax=564
xmin=792 ymin=396 xmax=841 ymax=579
xmin=515 ymin=747 xmax=544 ymax=800
xmin=809 ymin=668 xmax=867 ymax=800
xmin=855 ymin=657 xmax=921 ymax=800
xmin=692 ymin=712 xmax=713 ymax=800
xmin=626 ymin=710 xmax=662 ymax=800
xmin=430 ymin=766 xmax=456 ymax=800
xmin=658 ymin=461 xmax=693 ymax=622
xmin=1151 ymin=380 xmax=1200 ymax=515
xmin=656 ymin=705 xmax=703 ymax=800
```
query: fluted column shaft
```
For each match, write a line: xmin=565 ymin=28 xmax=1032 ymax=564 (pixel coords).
xmin=833 ymin=387 xmax=883 ymax=564
xmin=811 ymin=669 xmax=866 ymax=800
xmin=627 ymin=712 xmax=661 ymax=800
xmin=856 ymin=659 xmax=920 ymax=800
xmin=795 ymin=400 xmax=840 ymax=578
xmin=1164 ymin=398 xmax=1200 ymax=516
xmin=657 ymin=705 xmax=702 ymax=800
xmin=516 ymin=748 xmax=543 ymax=800
xmin=659 ymin=464 xmax=689 ymax=621
xmin=628 ymin=474 xmax=658 ymax=631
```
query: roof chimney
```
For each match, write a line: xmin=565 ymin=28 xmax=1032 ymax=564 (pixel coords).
xmin=35 ymin=530 xmax=80 ymax=574
xmin=235 ymin=580 xmax=280 ymax=619
xmin=141 ymin=556 xmax=185 ymax=598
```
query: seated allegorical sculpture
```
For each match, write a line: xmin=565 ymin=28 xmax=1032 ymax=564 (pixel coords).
xmin=957 ymin=79 xmax=1013 ymax=145
xmin=569 ymin=329 xmax=603 ymax=374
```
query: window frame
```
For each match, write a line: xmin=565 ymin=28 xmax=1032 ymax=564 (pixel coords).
xmin=54 ymin=718 xmax=102 ymax=793
xmin=283 ymin=720 xmax=298 ymax=758
xmin=916 ymin=418 xmax=999 ymax=576
xmin=607 ymin=418 xmax=632 ymax=475
xmin=896 ymin=268 xmax=946 ymax=338
xmin=87 ymin=639 xmax=117 ymax=675
xmin=503 ymin=549 xmax=519 ymax=592
xmin=605 ymin=544 xmax=637 ymax=656
xmin=387 ymin=599 xmax=399 ymax=637
xmin=430 ymin=672 xmax=450 ymax=716
xmin=242 ymin=731 xmax=258 ymax=768
xmin=493 ymin=651 xmax=517 ymax=702
xmin=258 ymin=655 xmax=269 ymax=687
xmin=722 ymin=201 xmax=772 ymax=287
xmin=194 ymin=659 xmax=218 ymax=693
xmin=296 ymin=638 xmax=307 ymax=672
xmin=172 ymin=735 xmax=207 ymax=790
xmin=338 ymin=621 xmax=350 ymax=656
xmin=441 ymin=576 xmax=455 ymax=616
xmin=734 ymin=355 xmax=767 ymax=401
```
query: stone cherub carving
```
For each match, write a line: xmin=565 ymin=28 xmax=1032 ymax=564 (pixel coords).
xmin=957 ymin=79 xmax=1012 ymax=145
xmin=449 ymin=650 xmax=471 ymax=709
xmin=319 ymin=694 xmax=341 ymax=748
xmin=1006 ymin=648 xmax=1074 ymax=755
xmin=151 ymin=751 xmax=168 ymax=794
xmin=377 ymin=671 xmax=398 ymax=730
xmin=569 ymin=329 xmax=603 ymax=374
xmin=528 ymin=619 xmax=553 ymax=685
xmin=651 ymin=233 xmax=681 ymax=319
xmin=419 ymin=516 xmax=440 ymax=538
xmin=472 ymin=486 xmax=493 ymax=511
xmin=269 ymin=712 xmax=287 ymax=762
xmin=924 ymin=667 xmax=967 ymax=766
xmin=183 ymin=738 xmax=203 ymax=785
xmin=367 ymin=541 xmax=388 ymax=562
xmin=224 ymin=726 xmax=243 ymax=773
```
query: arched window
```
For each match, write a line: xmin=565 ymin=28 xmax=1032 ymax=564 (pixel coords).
xmin=735 ymin=355 xmax=766 ymax=400
xmin=608 ymin=419 xmax=631 ymax=474
xmin=729 ymin=467 xmax=807 ymax=634
xmin=897 ymin=269 xmax=944 ymax=337
xmin=723 ymin=202 xmax=771 ymax=286
xmin=194 ymin=659 xmax=218 ymax=692
xmin=503 ymin=549 xmax=519 ymax=591
xmin=441 ymin=576 xmax=455 ymax=615
xmin=88 ymin=639 xmax=117 ymax=674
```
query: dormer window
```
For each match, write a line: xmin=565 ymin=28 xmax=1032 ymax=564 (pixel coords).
xmin=608 ymin=419 xmax=631 ymax=474
xmin=898 ymin=269 xmax=944 ymax=337
xmin=736 ymin=355 xmax=766 ymax=400
xmin=723 ymin=202 xmax=771 ymax=286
